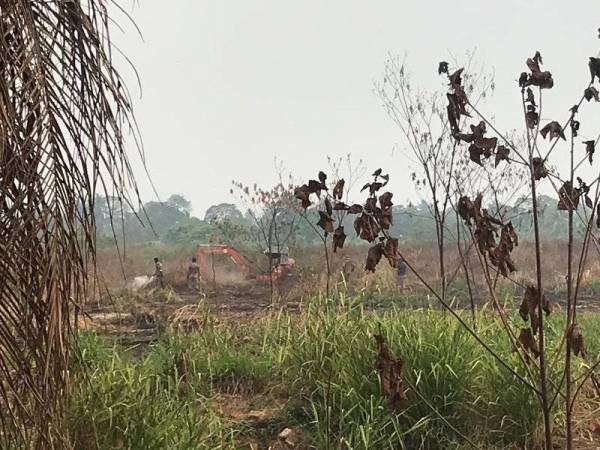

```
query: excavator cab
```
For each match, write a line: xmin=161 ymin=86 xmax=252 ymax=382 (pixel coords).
xmin=264 ymin=246 xmax=290 ymax=266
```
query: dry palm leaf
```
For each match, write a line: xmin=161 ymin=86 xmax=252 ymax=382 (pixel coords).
xmin=0 ymin=2 xmax=143 ymax=446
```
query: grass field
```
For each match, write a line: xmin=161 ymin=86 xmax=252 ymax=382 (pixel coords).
xmin=69 ymin=294 xmax=600 ymax=450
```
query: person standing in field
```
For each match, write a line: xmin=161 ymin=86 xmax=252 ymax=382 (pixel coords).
xmin=187 ymin=257 xmax=201 ymax=291
xmin=396 ymin=256 xmax=408 ymax=290
xmin=341 ymin=255 xmax=356 ymax=285
xmin=153 ymin=257 xmax=164 ymax=288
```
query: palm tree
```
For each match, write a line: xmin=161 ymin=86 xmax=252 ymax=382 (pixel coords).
xmin=0 ymin=1 xmax=140 ymax=447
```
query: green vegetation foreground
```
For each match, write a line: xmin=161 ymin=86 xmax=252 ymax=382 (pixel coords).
xmin=70 ymin=297 xmax=600 ymax=449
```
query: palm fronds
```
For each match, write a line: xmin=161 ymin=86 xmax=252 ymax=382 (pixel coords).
xmin=0 ymin=1 xmax=140 ymax=446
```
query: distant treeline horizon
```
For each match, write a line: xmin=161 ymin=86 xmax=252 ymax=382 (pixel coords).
xmin=94 ymin=192 xmax=586 ymax=251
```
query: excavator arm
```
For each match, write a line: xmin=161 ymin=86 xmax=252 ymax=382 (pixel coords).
xmin=196 ymin=245 xmax=254 ymax=278
xmin=196 ymin=244 xmax=294 ymax=282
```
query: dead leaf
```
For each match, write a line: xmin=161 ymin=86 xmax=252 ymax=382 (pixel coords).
xmin=354 ymin=213 xmax=380 ymax=243
xmin=348 ymin=204 xmax=363 ymax=214
xmin=294 ymin=185 xmax=312 ymax=209
xmin=447 ymin=91 xmax=470 ymax=121
xmin=518 ymin=72 xmax=529 ymax=88
xmin=365 ymin=243 xmax=384 ymax=272
xmin=317 ymin=211 xmax=334 ymax=235
xmin=372 ymin=168 xmax=382 ymax=177
xmin=584 ymin=140 xmax=595 ymax=164
xmin=308 ymin=179 xmax=327 ymax=196
xmin=470 ymin=121 xmax=486 ymax=138
xmin=438 ymin=61 xmax=449 ymax=75
xmin=526 ymin=107 xmax=539 ymax=129
xmin=453 ymin=130 xmax=475 ymax=143
xmin=571 ymin=120 xmax=580 ymax=137
xmin=526 ymin=87 xmax=536 ymax=106
xmin=540 ymin=121 xmax=566 ymax=140
xmin=495 ymin=145 xmax=511 ymax=167
xmin=584 ymin=86 xmax=600 ymax=102
xmin=333 ymin=179 xmax=345 ymax=200
xmin=457 ymin=194 xmax=482 ymax=224
xmin=475 ymin=136 xmax=498 ymax=153
xmin=532 ymin=157 xmax=548 ymax=180
xmin=557 ymin=181 xmax=580 ymax=211
xmin=525 ymin=54 xmax=554 ymax=89
xmin=469 ymin=145 xmax=484 ymax=166
xmin=518 ymin=328 xmax=540 ymax=360
xmin=569 ymin=325 xmax=586 ymax=358
xmin=447 ymin=104 xmax=459 ymax=133
xmin=318 ymin=171 xmax=327 ymax=184
xmin=380 ymin=207 xmax=393 ymax=229
xmin=379 ymin=192 xmax=393 ymax=209
xmin=369 ymin=182 xmax=384 ymax=194
xmin=383 ymin=238 xmax=399 ymax=268
xmin=333 ymin=226 xmax=346 ymax=253
xmin=449 ymin=68 xmax=464 ymax=88
xmin=589 ymin=57 xmax=600 ymax=83
xmin=374 ymin=334 xmax=405 ymax=409
xmin=519 ymin=285 xmax=549 ymax=334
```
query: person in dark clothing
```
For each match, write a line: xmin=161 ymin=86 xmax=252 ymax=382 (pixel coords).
xmin=153 ymin=257 xmax=164 ymax=288
xmin=187 ymin=257 xmax=201 ymax=290
xmin=341 ymin=255 xmax=356 ymax=285
xmin=396 ymin=257 xmax=408 ymax=290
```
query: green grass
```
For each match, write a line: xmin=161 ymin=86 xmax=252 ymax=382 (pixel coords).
xmin=69 ymin=297 xmax=600 ymax=449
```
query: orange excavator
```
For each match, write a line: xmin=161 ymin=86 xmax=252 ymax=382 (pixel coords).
xmin=196 ymin=245 xmax=295 ymax=282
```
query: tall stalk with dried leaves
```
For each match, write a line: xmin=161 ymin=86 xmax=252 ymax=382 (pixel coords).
xmin=0 ymin=1 xmax=140 ymax=447
xmin=370 ymin=31 xmax=600 ymax=450
xmin=435 ymin=38 xmax=600 ymax=449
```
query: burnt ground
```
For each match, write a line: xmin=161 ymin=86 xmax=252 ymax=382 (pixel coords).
xmin=80 ymin=275 xmax=600 ymax=349
xmin=80 ymin=280 xmax=304 ymax=347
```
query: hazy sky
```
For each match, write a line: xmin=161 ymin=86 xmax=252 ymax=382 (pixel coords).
xmin=114 ymin=1 xmax=600 ymax=216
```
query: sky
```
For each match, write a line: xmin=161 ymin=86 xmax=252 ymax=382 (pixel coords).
xmin=113 ymin=0 xmax=600 ymax=217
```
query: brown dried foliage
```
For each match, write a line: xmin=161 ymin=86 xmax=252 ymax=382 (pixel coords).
xmin=296 ymin=169 xmax=400 ymax=270
xmin=519 ymin=285 xmax=551 ymax=334
xmin=520 ymin=51 xmax=554 ymax=89
xmin=569 ymin=325 xmax=586 ymax=359
xmin=374 ymin=334 xmax=405 ymax=409
xmin=517 ymin=328 xmax=540 ymax=363
xmin=458 ymin=194 xmax=518 ymax=276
